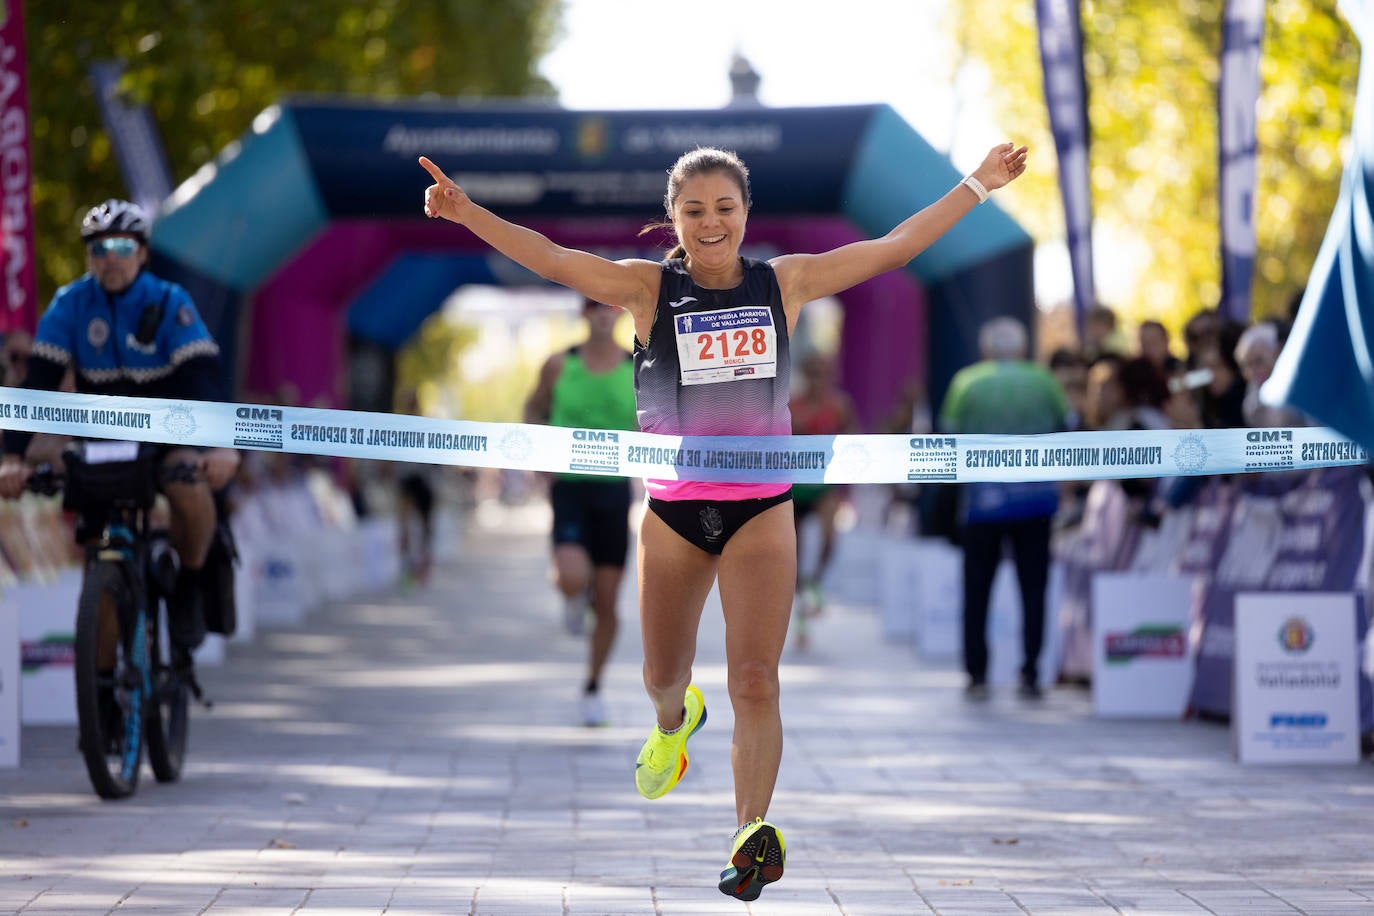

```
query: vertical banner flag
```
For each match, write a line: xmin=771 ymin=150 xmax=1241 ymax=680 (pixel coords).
xmin=88 ymin=60 xmax=173 ymax=220
xmin=1035 ymin=0 xmax=1096 ymax=337
xmin=1219 ymin=0 xmax=1266 ymax=323
xmin=0 ymin=0 xmax=34 ymax=334
xmin=1262 ymin=1 xmax=1374 ymax=449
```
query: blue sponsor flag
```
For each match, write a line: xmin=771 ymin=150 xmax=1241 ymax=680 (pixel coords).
xmin=89 ymin=60 xmax=174 ymax=218
xmin=1219 ymin=0 xmax=1265 ymax=323
xmin=1262 ymin=1 xmax=1374 ymax=447
xmin=1035 ymin=0 xmax=1096 ymax=337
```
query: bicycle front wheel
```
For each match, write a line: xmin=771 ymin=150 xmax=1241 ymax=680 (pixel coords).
xmin=74 ymin=561 xmax=143 ymax=799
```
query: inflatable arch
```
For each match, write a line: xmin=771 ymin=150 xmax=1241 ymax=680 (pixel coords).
xmin=150 ymin=98 xmax=1034 ymax=426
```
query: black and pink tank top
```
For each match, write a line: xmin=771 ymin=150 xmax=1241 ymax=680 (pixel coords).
xmin=634 ymin=257 xmax=793 ymax=501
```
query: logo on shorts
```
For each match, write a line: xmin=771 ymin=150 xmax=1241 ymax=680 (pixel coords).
xmin=699 ymin=505 xmax=724 ymax=541
xmin=176 ymin=305 xmax=196 ymax=327
xmin=86 ymin=317 xmax=110 ymax=348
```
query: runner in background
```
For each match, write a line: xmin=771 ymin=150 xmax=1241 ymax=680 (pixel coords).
xmin=395 ymin=390 xmax=437 ymax=588
xmin=787 ymin=350 xmax=857 ymax=648
xmin=524 ymin=299 xmax=639 ymax=727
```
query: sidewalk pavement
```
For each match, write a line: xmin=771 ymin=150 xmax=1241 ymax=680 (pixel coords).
xmin=2 ymin=500 xmax=1374 ymax=916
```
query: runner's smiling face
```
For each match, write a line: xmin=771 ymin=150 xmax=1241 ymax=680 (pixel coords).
xmin=672 ymin=172 xmax=747 ymax=273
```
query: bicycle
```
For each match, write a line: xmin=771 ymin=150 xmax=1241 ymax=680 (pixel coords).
xmin=28 ymin=440 xmax=208 ymax=799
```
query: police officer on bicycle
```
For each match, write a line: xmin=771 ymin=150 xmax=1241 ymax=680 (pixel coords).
xmin=0 ymin=199 xmax=238 ymax=671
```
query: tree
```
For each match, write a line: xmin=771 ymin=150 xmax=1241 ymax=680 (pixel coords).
xmin=27 ymin=0 xmax=562 ymax=307
xmin=947 ymin=0 xmax=1359 ymax=332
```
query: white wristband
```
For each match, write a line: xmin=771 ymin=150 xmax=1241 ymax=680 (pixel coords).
xmin=961 ymin=174 xmax=989 ymax=203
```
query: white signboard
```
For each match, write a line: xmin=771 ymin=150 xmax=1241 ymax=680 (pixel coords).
xmin=1233 ymin=592 xmax=1360 ymax=765
xmin=1091 ymin=572 xmax=1195 ymax=717
xmin=909 ymin=538 xmax=962 ymax=658
xmin=15 ymin=571 xmax=80 ymax=725
xmin=903 ymin=538 xmax=1061 ymax=688
xmin=0 ymin=605 xmax=19 ymax=767
xmin=878 ymin=537 xmax=922 ymax=642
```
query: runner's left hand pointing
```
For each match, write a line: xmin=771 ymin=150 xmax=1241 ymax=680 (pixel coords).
xmin=419 ymin=156 xmax=473 ymax=224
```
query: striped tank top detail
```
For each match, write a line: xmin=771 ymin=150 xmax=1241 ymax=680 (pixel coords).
xmin=634 ymin=258 xmax=793 ymax=501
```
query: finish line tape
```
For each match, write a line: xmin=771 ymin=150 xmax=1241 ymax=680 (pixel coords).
xmin=0 ymin=386 xmax=1366 ymax=484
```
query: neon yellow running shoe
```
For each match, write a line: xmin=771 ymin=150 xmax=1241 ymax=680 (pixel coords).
xmin=718 ymin=817 xmax=786 ymax=901
xmin=634 ymin=684 xmax=707 ymax=800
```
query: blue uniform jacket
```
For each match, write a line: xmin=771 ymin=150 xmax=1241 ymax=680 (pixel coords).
xmin=31 ymin=270 xmax=220 ymax=392
xmin=3 ymin=270 xmax=224 ymax=456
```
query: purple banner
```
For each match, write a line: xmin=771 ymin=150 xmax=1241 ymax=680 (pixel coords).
xmin=0 ymin=0 xmax=34 ymax=333
xmin=1188 ymin=468 xmax=1371 ymax=724
xmin=1218 ymin=0 xmax=1265 ymax=322
xmin=88 ymin=60 xmax=173 ymax=219
xmin=1035 ymin=0 xmax=1095 ymax=336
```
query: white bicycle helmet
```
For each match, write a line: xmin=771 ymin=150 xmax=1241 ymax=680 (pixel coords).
xmin=80 ymin=199 xmax=149 ymax=243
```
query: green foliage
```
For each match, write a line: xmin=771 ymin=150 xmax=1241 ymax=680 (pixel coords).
xmin=395 ymin=312 xmax=479 ymax=417
xmin=947 ymin=0 xmax=1358 ymax=331
xmin=27 ymin=0 xmax=562 ymax=307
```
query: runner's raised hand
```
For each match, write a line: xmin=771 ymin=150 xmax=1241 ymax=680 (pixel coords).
xmin=976 ymin=142 xmax=1029 ymax=191
xmin=419 ymin=156 xmax=472 ymax=224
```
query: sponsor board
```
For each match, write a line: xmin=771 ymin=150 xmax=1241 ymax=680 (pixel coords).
xmin=1233 ymin=592 xmax=1360 ymax=764
xmin=1091 ymin=573 xmax=1196 ymax=718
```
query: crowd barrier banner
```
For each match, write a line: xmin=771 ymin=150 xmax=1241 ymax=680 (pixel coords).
xmin=1233 ymin=591 xmax=1361 ymax=764
xmin=0 ymin=387 xmax=1367 ymax=485
xmin=1188 ymin=467 xmax=1372 ymax=727
xmin=0 ymin=605 xmax=17 ymax=767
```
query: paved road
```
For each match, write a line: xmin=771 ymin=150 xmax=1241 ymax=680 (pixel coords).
xmin=2 ymin=501 xmax=1373 ymax=915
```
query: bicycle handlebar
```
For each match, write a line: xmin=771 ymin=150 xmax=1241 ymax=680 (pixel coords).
xmin=21 ymin=460 xmax=203 ymax=497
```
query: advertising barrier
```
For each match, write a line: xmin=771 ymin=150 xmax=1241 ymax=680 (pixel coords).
xmin=1233 ymin=592 xmax=1361 ymax=764
xmin=1092 ymin=572 xmax=1196 ymax=718
xmin=1188 ymin=467 xmax=1370 ymax=723
xmin=10 ymin=570 xmax=80 ymax=725
xmin=0 ymin=603 xmax=17 ymax=767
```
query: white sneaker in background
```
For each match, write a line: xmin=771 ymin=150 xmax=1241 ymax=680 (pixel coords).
xmin=581 ymin=692 xmax=608 ymax=727
xmin=563 ymin=592 xmax=589 ymax=635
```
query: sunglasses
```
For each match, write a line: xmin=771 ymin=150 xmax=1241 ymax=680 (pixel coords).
xmin=88 ymin=237 xmax=140 ymax=259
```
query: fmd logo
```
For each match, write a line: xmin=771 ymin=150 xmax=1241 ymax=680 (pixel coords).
xmin=573 ymin=430 xmax=619 ymax=443
xmin=1247 ymin=429 xmax=1292 ymax=442
xmin=910 ymin=437 xmax=956 ymax=449
xmin=234 ymin=405 xmax=285 ymax=449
